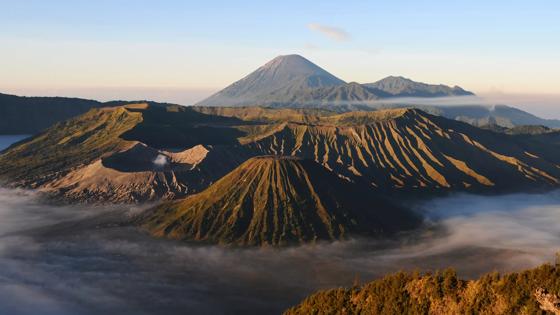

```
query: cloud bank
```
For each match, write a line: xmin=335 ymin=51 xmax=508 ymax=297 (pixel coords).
xmin=0 ymin=188 xmax=559 ymax=314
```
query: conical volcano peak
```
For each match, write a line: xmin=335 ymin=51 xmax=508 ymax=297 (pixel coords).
xmin=260 ymin=54 xmax=332 ymax=76
xmin=139 ymin=156 xmax=419 ymax=246
xmin=196 ymin=55 xmax=345 ymax=106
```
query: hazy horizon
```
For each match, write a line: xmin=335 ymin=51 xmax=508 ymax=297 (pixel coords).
xmin=1 ymin=1 xmax=558 ymax=117
xmin=2 ymin=85 xmax=560 ymax=119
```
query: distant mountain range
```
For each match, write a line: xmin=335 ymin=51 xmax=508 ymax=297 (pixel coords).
xmin=0 ymin=92 xmax=163 ymax=134
xmin=364 ymin=75 xmax=473 ymax=97
xmin=196 ymin=54 xmax=560 ymax=128
xmin=1 ymin=54 xmax=559 ymax=135
xmin=197 ymin=54 xmax=474 ymax=107
xmin=422 ymin=104 xmax=560 ymax=128
xmin=0 ymin=92 xmax=107 ymax=134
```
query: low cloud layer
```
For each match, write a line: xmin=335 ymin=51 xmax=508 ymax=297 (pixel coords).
xmin=0 ymin=189 xmax=559 ymax=314
xmin=307 ymin=23 xmax=351 ymax=42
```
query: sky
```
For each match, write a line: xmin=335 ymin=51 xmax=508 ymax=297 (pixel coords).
xmin=0 ymin=0 xmax=559 ymax=115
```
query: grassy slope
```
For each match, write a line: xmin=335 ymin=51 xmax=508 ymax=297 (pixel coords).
xmin=0 ymin=106 xmax=143 ymax=185
xmin=140 ymin=156 xmax=419 ymax=246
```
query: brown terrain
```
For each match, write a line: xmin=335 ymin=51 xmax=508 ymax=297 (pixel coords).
xmin=2 ymin=104 xmax=560 ymax=203
xmin=139 ymin=156 xmax=420 ymax=246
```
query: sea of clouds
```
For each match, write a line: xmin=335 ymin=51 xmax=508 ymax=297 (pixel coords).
xmin=0 ymin=188 xmax=559 ymax=314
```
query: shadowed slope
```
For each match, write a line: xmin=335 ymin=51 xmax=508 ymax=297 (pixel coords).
xmin=364 ymin=76 xmax=474 ymax=97
xmin=274 ymin=82 xmax=391 ymax=106
xmin=0 ymin=104 xmax=250 ymax=202
xmin=0 ymin=105 xmax=144 ymax=186
xmin=0 ymin=92 xmax=179 ymax=135
xmin=438 ymin=104 xmax=560 ymax=128
xmin=3 ymin=105 xmax=560 ymax=203
xmin=192 ymin=106 xmax=335 ymax=124
xmin=0 ymin=92 xmax=106 ymax=134
xmin=139 ymin=156 xmax=419 ymax=246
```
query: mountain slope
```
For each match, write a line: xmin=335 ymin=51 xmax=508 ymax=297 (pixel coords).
xmin=0 ymin=104 xmax=143 ymax=186
xmin=139 ymin=156 xmax=419 ymax=246
xmin=364 ymin=104 xmax=560 ymax=129
xmin=0 ymin=92 xmax=106 ymax=134
xmin=0 ymin=92 xmax=181 ymax=135
xmin=285 ymin=263 xmax=560 ymax=314
xmin=275 ymin=82 xmax=391 ymax=106
xmin=3 ymin=105 xmax=560 ymax=203
xmin=0 ymin=104 xmax=249 ymax=202
xmin=435 ymin=104 xmax=560 ymax=128
xmin=196 ymin=54 xmax=345 ymax=106
xmin=244 ymin=108 xmax=560 ymax=192
xmin=196 ymin=56 xmax=475 ymax=107
xmin=364 ymin=76 xmax=474 ymax=97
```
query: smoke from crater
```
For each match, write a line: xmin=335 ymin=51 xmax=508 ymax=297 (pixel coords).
xmin=152 ymin=154 xmax=168 ymax=168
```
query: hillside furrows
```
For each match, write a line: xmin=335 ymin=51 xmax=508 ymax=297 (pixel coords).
xmin=245 ymin=110 xmax=560 ymax=191
xmin=140 ymin=157 xmax=418 ymax=246
xmin=143 ymin=158 xmax=350 ymax=245
xmin=4 ymin=106 xmax=560 ymax=204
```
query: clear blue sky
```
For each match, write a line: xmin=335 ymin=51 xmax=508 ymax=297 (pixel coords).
xmin=0 ymin=0 xmax=559 ymax=113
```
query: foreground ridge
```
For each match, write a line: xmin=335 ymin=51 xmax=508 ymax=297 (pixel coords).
xmin=285 ymin=262 xmax=560 ymax=314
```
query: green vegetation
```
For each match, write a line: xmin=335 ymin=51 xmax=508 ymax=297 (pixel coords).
xmin=285 ymin=263 xmax=560 ymax=314
xmin=0 ymin=106 xmax=142 ymax=185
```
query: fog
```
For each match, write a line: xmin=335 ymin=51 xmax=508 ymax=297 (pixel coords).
xmin=1 ymin=189 xmax=559 ymax=315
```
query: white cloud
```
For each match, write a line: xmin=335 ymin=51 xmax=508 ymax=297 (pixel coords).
xmin=1 ymin=187 xmax=559 ymax=313
xmin=307 ymin=23 xmax=351 ymax=42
